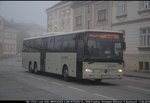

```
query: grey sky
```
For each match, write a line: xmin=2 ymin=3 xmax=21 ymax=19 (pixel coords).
xmin=0 ymin=1 xmax=60 ymax=28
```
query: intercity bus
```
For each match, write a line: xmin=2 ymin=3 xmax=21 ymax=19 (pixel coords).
xmin=22 ymin=30 xmax=125 ymax=82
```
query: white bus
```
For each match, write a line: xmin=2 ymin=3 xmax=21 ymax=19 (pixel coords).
xmin=22 ymin=30 xmax=125 ymax=82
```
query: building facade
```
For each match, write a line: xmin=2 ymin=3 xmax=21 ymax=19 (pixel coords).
xmin=46 ymin=1 xmax=73 ymax=32
xmin=0 ymin=16 xmax=17 ymax=58
xmin=46 ymin=1 xmax=150 ymax=73
xmin=71 ymin=1 xmax=112 ymax=31
xmin=112 ymin=1 xmax=150 ymax=72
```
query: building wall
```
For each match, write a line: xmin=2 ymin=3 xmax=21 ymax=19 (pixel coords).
xmin=72 ymin=2 xmax=85 ymax=31
xmin=46 ymin=1 xmax=150 ymax=73
xmin=72 ymin=1 xmax=112 ymax=31
xmin=0 ymin=17 xmax=3 ymax=57
xmin=94 ymin=1 xmax=112 ymax=30
xmin=84 ymin=2 xmax=93 ymax=30
xmin=2 ymin=28 xmax=16 ymax=57
xmin=112 ymin=1 xmax=150 ymax=24
xmin=112 ymin=1 xmax=150 ymax=72
xmin=58 ymin=4 xmax=72 ymax=32
xmin=46 ymin=1 xmax=73 ymax=32
xmin=0 ymin=16 xmax=17 ymax=58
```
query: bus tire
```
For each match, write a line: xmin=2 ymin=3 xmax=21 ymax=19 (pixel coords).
xmin=62 ymin=66 xmax=69 ymax=81
xmin=28 ymin=62 xmax=32 ymax=73
xmin=34 ymin=62 xmax=38 ymax=74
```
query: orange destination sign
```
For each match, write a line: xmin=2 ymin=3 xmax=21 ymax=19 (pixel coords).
xmin=89 ymin=34 xmax=120 ymax=40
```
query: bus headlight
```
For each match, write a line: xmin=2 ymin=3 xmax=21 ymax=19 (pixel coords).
xmin=118 ymin=69 xmax=123 ymax=73
xmin=85 ymin=68 xmax=93 ymax=73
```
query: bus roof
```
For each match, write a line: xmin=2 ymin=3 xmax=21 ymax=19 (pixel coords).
xmin=23 ymin=29 xmax=123 ymax=40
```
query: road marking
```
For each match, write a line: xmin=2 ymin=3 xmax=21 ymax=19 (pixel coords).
xmin=27 ymin=75 xmax=46 ymax=82
xmin=93 ymin=93 xmax=117 ymax=100
xmin=28 ymin=75 xmax=36 ymax=79
xmin=128 ymin=86 xmax=150 ymax=92
xmin=68 ymin=86 xmax=86 ymax=92
xmin=51 ymin=82 xmax=64 ymax=86
xmin=37 ymin=78 xmax=47 ymax=82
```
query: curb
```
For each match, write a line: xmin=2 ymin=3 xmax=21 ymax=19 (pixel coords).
xmin=124 ymin=74 xmax=150 ymax=79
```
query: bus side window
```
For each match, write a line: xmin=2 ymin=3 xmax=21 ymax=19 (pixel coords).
xmin=63 ymin=34 xmax=76 ymax=52
xmin=29 ymin=40 xmax=33 ymax=52
xmin=49 ymin=37 xmax=54 ymax=51
xmin=47 ymin=37 xmax=55 ymax=51
xmin=68 ymin=34 xmax=76 ymax=52
xmin=23 ymin=40 xmax=29 ymax=52
xmin=54 ymin=36 xmax=63 ymax=52
xmin=63 ymin=37 xmax=68 ymax=51
xmin=41 ymin=38 xmax=47 ymax=50
xmin=37 ymin=39 xmax=42 ymax=50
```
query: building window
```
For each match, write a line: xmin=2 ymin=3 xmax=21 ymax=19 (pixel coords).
xmin=140 ymin=27 xmax=150 ymax=47
xmin=139 ymin=1 xmax=150 ymax=14
xmin=142 ymin=1 xmax=150 ymax=10
xmin=98 ymin=9 xmax=107 ymax=21
xmin=139 ymin=61 xmax=149 ymax=71
xmin=88 ymin=20 xmax=90 ymax=30
xmin=139 ymin=61 xmax=143 ymax=70
xmin=60 ymin=12 xmax=66 ymax=28
xmin=117 ymin=1 xmax=127 ymax=16
xmin=145 ymin=62 xmax=149 ymax=70
xmin=67 ymin=10 xmax=70 ymax=17
xmin=54 ymin=27 xmax=57 ymax=32
xmin=60 ymin=12 xmax=64 ymax=27
xmin=48 ymin=15 xmax=52 ymax=24
xmin=87 ymin=5 xmax=90 ymax=14
xmin=66 ymin=10 xmax=71 ymax=25
xmin=75 ymin=16 xmax=82 ymax=26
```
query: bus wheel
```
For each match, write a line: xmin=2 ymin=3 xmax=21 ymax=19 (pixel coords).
xmin=34 ymin=63 xmax=38 ymax=74
xmin=28 ymin=62 xmax=32 ymax=73
xmin=62 ymin=66 xmax=69 ymax=81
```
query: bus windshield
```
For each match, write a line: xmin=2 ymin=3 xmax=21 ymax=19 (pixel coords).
xmin=86 ymin=33 xmax=123 ymax=61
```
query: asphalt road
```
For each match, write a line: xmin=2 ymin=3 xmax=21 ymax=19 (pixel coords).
xmin=0 ymin=58 xmax=150 ymax=100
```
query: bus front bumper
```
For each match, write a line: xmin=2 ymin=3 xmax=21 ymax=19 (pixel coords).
xmin=82 ymin=71 xmax=123 ymax=80
xmin=101 ymin=75 xmax=123 ymax=79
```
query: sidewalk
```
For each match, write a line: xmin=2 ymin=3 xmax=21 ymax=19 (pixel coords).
xmin=124 ymin=71 xmax=150 ymax=79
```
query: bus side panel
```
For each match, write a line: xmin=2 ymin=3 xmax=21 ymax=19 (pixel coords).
xmin=45 ymin=52 xmax=77 ymax=77
xmin=22 ymin=52 xmax=40 ymax=71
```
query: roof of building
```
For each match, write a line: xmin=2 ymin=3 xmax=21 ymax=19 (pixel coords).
xmin=0 ymin=15 xmax=16 ymax=30
xmin=46 ymin=1 xmax=69 ymax=12
xmin=71 ymin=1 xmax=93 ymax=8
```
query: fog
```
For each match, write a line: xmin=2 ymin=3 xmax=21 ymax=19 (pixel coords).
xmin=0 ymin=1 xmax=60 ymax=28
